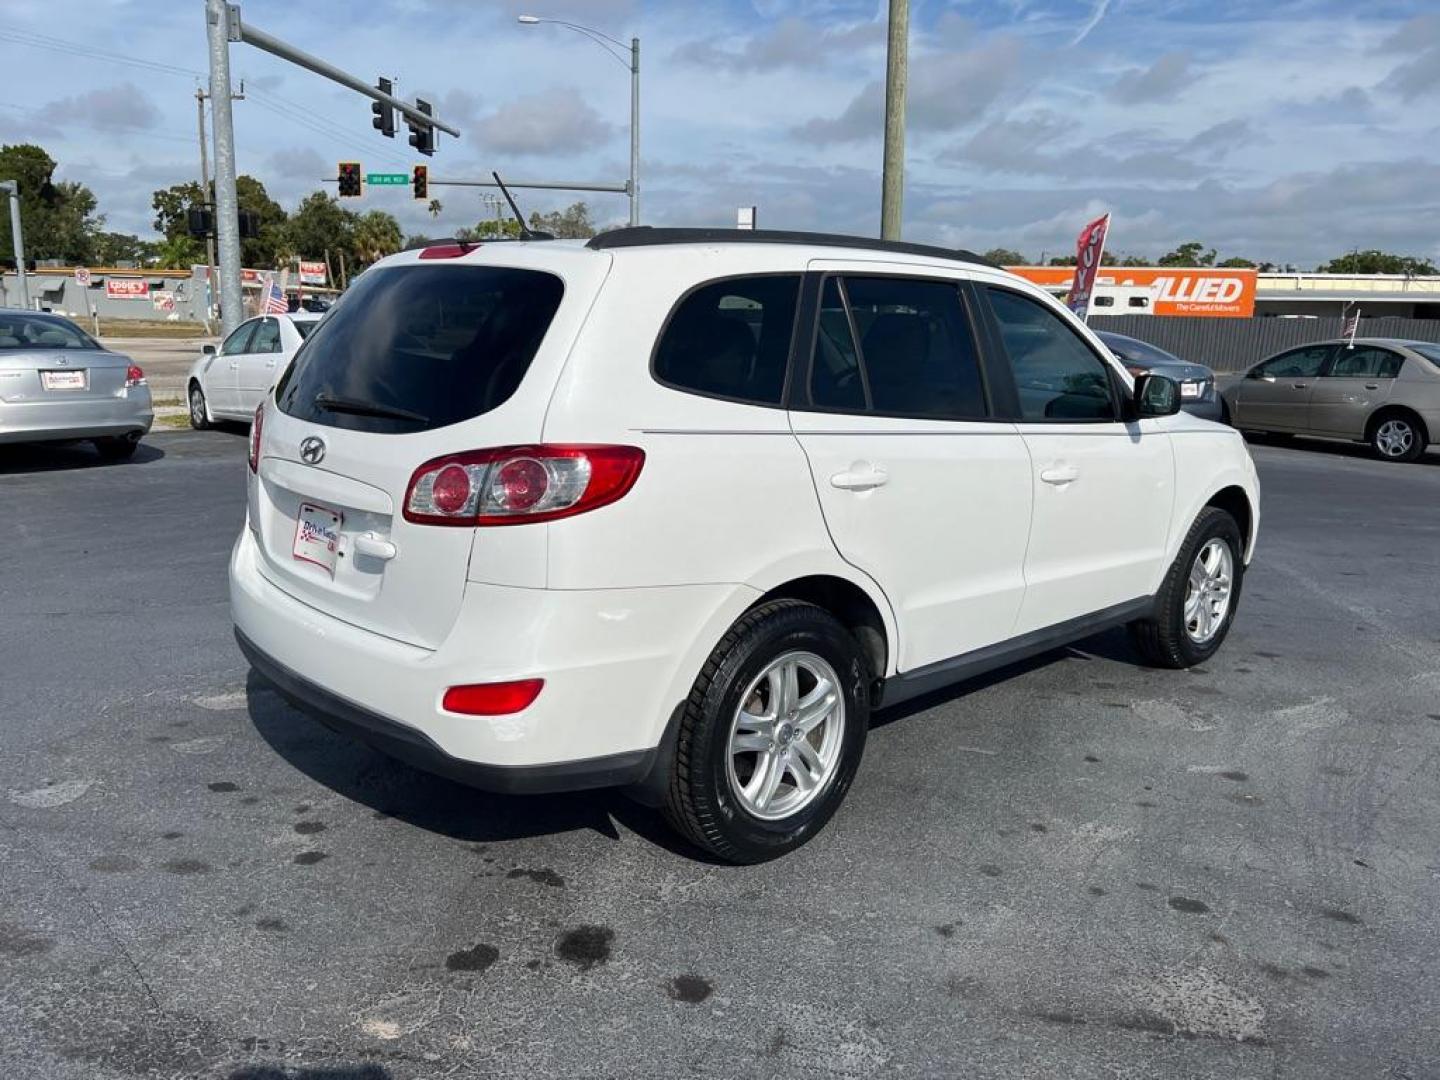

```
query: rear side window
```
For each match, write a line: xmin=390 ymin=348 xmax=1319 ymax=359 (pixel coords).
xmin=1328 ymin=346 xmax=1402 ymax=379
xmin=985 ymin=288 xmax=1117 ymax=421
xmin=808 ymin=276 xmax=987 ymax=419
xmin=277 ymin=265 xmax=564 ymax=434
xmin=652 ymin=275 xmax=801 ymax=406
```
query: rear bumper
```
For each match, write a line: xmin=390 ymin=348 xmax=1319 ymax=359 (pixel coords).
xmin=229 ymin=526 xmax=746 ymax=788
xmin=0 ymin=390 xmax=152 ymax=444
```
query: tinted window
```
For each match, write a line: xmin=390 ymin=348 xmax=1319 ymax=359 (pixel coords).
xmin=220 ymin=321 xmax=257 ymax=356
xmin=293 ymin=320 xmax=319 ymax=340
xmin=1327 ymin=346 xmax=1402 ymax=378
xmin=249 ymin=318 xmax=282 ymax=354
xmin=277 ymin=265 xmax=564 ymax=434
xmin=987 ymin=288 xmax=1116 ymax=421
xmin=1256 ymin=345 xmax=1330 ymax=378
xmin=1411 ymin=343 xmax=1440 ymax=367
xmin=810 ymin=278 xmax=865 ymax=409
xmin=0 ymin=313 xmax=99 ymax=350
xmin=653 ymin=275 xmax=800 ymax=405
xmin=1098 ymin=333 xmax=1181 ymax=368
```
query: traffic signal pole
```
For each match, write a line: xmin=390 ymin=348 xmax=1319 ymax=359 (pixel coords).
xmin=204 ymin=0 xmax=460 ymax=334
xmin=0 ymin=180 xmax=29 ymax=310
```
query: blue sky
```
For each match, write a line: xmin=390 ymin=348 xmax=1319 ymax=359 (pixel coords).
xmin=1 ymin=0 xmax=1437 ymax=265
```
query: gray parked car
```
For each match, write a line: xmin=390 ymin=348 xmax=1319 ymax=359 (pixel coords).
xmin=1094 ymin=330 xmax=1223 ymax=422
xmin=0 ymin=310 xmax=152 ymax=459
xmin=1219 ymin=338 xmax=1440 ymax=463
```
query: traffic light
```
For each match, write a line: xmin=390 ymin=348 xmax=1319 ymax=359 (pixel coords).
xmin=238 ymin=210 xmax=260 ymax=239
xmin=372 ymin=77 xmax=395 ymax=138
xmin=412 ymin=164 xmax=428 ymax=201
xmin=407 ymin=98 xmax=434 ymax=156
xmin=337 ymin=161 xmax=362 ymax=198
xmin=186 ymin=207 xmax=214 ymax=238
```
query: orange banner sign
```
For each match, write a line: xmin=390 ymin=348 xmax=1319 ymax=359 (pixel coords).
xmin=1008 ymin=266 xmax=1258 ymax=318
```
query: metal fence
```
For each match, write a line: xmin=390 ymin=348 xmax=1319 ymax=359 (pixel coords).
xmin=1091 ymin=316 xmax=1440 ymax=372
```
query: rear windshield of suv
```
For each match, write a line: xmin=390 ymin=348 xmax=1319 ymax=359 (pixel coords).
xmin=275 ymin=264 xmax=564 ymax=433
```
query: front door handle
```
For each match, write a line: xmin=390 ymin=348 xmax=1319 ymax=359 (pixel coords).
xmin=1040 ymin=465 xmax=1079 ymax=485
xmin=830 ymin=465 xmax=888 ymax=491
xmin=1364 ymin=383 xmax=1379 ymax=390
xmin=1291 ymin=382 xmax=1309 ymax=389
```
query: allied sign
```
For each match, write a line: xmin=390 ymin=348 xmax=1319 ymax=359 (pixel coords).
xmin=1007 ymin=266 xmax=1259 ymax=318
xmin=366 ymin=173 xmax=408 ymax=186
xmin=1065 ymin=213 xmax=1110 ymax=321
xmin=106 ymin=278 xmax=150 ymax=300
xmin=298 ymin=260 xmax=327 ymax=286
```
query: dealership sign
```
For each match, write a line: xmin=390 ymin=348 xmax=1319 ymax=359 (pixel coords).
xmin=1009 ymin=266 xmax=1258 ymax=318
xmin=105 ymin=278 xmax=150 ymax=300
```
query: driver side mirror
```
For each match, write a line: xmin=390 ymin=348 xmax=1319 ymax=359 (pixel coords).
xmin=202 ymin=344 xmax=216 ymax=356
xmin=1135 ymin=373 xmax=1181 ymax=417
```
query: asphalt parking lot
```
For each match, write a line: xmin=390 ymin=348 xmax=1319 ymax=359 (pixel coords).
xmin=2 ymin=430 xmax=1438 ymax=1080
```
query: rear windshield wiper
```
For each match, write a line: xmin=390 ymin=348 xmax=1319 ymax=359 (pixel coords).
xmin=313 ymin=393 xmax=429 ymax=423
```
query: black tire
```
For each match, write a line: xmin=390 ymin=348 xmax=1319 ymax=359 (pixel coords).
xmin=1368 ymin=410 xmax=1426 ymax=463
xmin=664 ymin=600 xmax=870 ymax=864
xmin=1129 ymin=506 xmax=1244 ymax=669
xmin=188 ymin=382 xmax=212 ymax=430
xmin=94 ymin=434 xmax=141 ymax=461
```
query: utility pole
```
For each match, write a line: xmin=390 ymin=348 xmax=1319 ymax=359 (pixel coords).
xmin=628 ymin=36 xmax=640 ymax=226
xmin=0 ymin=181 xmax=29 ymax=309
xmin=195 ymin=89 xmax=218 ymax=330
xmin=205 ymin=0 xmax=242 ymax=335
xmin=880 ymin=0 xmax=909 ymax=241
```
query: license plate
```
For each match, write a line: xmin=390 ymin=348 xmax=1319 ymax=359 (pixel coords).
xmin=1180 ymin=380 xmax=1203 ymax=399
xmin=293 ymin=502 xmax=343 ymax=576
xmin=41 ymin=369 xmax=87 ymax=391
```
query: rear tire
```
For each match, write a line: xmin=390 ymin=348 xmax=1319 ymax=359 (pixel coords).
xmin=1369 ymin=411 xmax=1425 ymax=463
xmin=188 ymin=382 xmax=212 ymax=431
xmin=1130 ymin=507 xmax=1244 ymax=669
xmin=664 ymin=600 xmax=869 ymax=864
xmin=94 ymin=434 xmax=140 ymax=461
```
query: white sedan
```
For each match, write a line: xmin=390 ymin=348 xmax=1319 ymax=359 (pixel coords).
xmin=187 ymin=312 xmax=320 ymax=428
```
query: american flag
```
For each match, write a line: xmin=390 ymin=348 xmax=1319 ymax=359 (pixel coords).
xmin=262 ymin=275 xmax=288 ymax=315
xmin=1342 ymin=307 xmax=1361 ymax=340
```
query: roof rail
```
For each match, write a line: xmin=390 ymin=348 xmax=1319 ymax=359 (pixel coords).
xmin=585 ymin=227 xmax=1000 ymax=269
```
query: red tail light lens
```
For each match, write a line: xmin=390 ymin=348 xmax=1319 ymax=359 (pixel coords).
xmin=124 ymin=364 xmax=146 ymax=387
xmin=442 ymin=679 xmax=544 ymax=715
xmin=404 ymin=445 xmax=644 ymax=526
xmin=248 ymin=401 xmax=264 ymax=473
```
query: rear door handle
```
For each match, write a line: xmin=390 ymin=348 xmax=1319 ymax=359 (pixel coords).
xmin=830 ymin=465 xmax=888 ymax=491
xmin=1040 ymin=465 xmax=1079 ymax=485
xmin=1291 ymin=382 xmax=1309 ymax=389
xmin=1364 ymin=383 xmax=1379 ymax=390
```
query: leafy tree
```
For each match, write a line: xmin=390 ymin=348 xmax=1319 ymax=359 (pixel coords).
xmin=1117 ymin=254 xmax=1151 ymax=267
xmin=1158 ymin=241 xmax=1216 ymax=267
xmin=152 ymin=176 xmax=286 ymax=268
xmin=1318 ymin=250 xmax=1437 ymax=275
xmin=1217 ymin=256 xmax=1256 ymax=268
xmin=426 ymin=199 xmax=443 ymax=219
xmin=151 ymin=233 xmax=203 ymax=269
xmin=457 ymin=216 xmax=522 ymax=242
xmin=403 ymin=233 xmax=432 ymax=249
xmin=92 ymin=231 xmax=151 ymax=266
xmin=351 ymin=209 xmax=403 ymax=267
xmin=0 ymin=144 xmax=103 ymax=264
xmin=1047 ymin=254 xmax=1075 ymax=266
xmin=982 ymin=247 xmax=1026 ymax=265
xmin=282 ymin=192 xmax=356 ymax=267
xmin=528 ymin=201 xmax=595 ymax=239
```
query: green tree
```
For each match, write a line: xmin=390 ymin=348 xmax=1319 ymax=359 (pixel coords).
xmin=403 ymin=233 xmax=432 ymax=249
xmin=1217 ymin=256 xmax=1257 ymax=268
xmin=457 ymin=216 xmax=522 ymax=242
xmin=1318 ymin=250 xmax=1437 ymax=275
xmin=92 ymin=231 xmax=151 ymax=266
xmin=1117 ymin=253 xmax=1151 ymax=267
xmin=351 ymin=209 xmax=403 ymax=268
xmin=282 ymin=192 xmax=356 ymax=268
xmin=0 ymin=144 xmax=103 ymax=264
xmin=1158 ymin=241 xmax=1216 ymax=267
xmin=982 ymin=247 xmax=1026 ymax=265
xmin=426 ymin=199 xmax=443 ymax=219
xmin=153 ymin=176 xmax=287 ymax=268
xmin=528 ymin=201 xmax=595 ymax=239
xmin=1047 ymin=254 xmax=1075 ymax=266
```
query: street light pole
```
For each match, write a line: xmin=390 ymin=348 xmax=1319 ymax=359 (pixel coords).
xmin=519 ymin=16 xmax=640 ymax=226
xmin=881 ymin=0 xmax=909 ymax=241
xmin=205 ymin=0 xmax=243 ymax=336
xmin=0 ymin=181 xmax=29 ymax=309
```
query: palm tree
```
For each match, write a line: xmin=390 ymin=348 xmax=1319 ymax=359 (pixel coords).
xmin=427 ymin=199 xmax=443 ymax=219
xmin=352 ymin=210 xmax=404 ymax=268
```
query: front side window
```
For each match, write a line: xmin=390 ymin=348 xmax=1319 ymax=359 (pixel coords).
xmin=653 ymin=275 xmax=800 ymax=406
xmin=1327 ymin=346 xmax=1402 ymax=379
xmin=249 ymin=318 xmax=282 ymax=354
xmin=1255 ymin=345 xmax=1331 ymax=378
xmin=220 ymin=321 xmax=257 ymax=356
xmin=986 ymin=288 xmax=1116 ymax=421
xmin=277 ymin=265 xmax=564 ymax=434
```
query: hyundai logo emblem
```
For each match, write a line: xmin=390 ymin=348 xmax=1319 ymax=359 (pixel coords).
xmin=299 ymin=436 xmax=326 ymax=465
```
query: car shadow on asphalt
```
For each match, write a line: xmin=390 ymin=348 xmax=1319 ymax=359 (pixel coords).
xmin=1251 ymin=434 xmax=1440 ymax=467
xmin=244 ymin=670 xmax=722 ymax=862
xmin=0 ymin=439 xmax=165 ymax=474
xmin=229 ymin=1067 xmax=393 ymax=1080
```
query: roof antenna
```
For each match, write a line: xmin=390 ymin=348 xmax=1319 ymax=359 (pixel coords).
xmin=492 ymin=172 xmax=553 ymax=241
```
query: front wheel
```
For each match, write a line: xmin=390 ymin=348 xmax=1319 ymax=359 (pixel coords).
xmin=188 ymin=383 xmax=212 ymax=431
xmin=1370 ymin=413 xmax=1425 ymax=463
xmin=1130 ymin=507 xmax=1244 ymax=668
xmin=664 ymin=600 xmax=869 ymax=864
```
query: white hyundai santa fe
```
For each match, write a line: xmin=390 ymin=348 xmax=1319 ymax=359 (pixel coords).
xmin=231 ymin=228 xmax=1260 ymax=863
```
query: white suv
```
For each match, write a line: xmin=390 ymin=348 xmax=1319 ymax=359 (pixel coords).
xmin=231 ymin=228 xmax=1259 ymax=863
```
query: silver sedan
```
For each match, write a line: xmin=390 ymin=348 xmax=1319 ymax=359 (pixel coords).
xmin=0 ymin=310 xmax=152 ymax=459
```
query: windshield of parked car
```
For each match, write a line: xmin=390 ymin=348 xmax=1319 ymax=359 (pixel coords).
xmin=0 ymin=314 xmax=100 ymax=350
xmin=1410 ymin=343 xmax=1440 ymax=368
xmin=1098 ymin=333 xmax=1182 ymax=368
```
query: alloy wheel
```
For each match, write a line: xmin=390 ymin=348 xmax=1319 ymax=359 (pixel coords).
xmin=1184 ymin=538 xmax=1234 ymax=644
xmin=1375 ymin=419 xmax=1414 ymax=458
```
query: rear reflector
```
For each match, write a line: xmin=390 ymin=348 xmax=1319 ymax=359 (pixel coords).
xmin=442 ymin=679 xmax=544 ymax=716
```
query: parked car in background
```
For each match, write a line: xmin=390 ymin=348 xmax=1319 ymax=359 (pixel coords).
xmin=187 ymin=312 xmax=321 ymax=429
xmin=231 ymin=228 xmax=1259 ymax=863
xmin=1095 ymin=330 xmax=1223 ymax=422
xmin=0 ymin=309 xmax=151 ymax=459
xmin=1219 ymin=338 xmax=1440 ymax=462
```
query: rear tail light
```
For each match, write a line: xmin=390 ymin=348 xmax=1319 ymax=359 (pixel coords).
xmin=248 ymin=400 xmax=264 ymax=473
xmin=124 ymin=364 xmax=146 ymax=388
xmin=404 ymin=444 xmax=645 ymax=526
xmin=442 ymin=678 xmax=544 ymax=716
